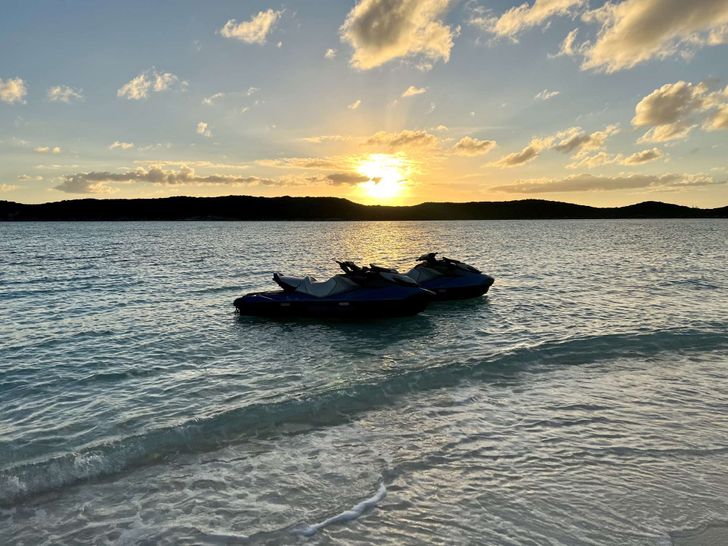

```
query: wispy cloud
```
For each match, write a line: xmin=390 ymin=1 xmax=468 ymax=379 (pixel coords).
xmin=324 ymin=48 xmax=337 ymax=60
xmin=348 ymin=99 xmax=362 ymax=110
xmin=493 ymin=172 xmax=723 ymax=193
xmin=534 ymin=89 xmax=560 ymax=101
xmin=452 ymin=136 xmax=496 ymax=156
xmin=220 ymin=9 xmax=282 ymax=44
xmin=33 ymin=146 xmax=61 ymax=154
xmin=117 ymin=68 xmax=187 ymax=100
xmin=470 ymin=0 xmax=585 ymax=41
xmin=402 ymin=85 xmax=427 ymax=98
xmin=47 ymin=85 xmax=84 ymax=103
xmin=365 ymin=129 xmax=439 ymax=150
xmin=109 ymin=141 xmax=134 ymax=150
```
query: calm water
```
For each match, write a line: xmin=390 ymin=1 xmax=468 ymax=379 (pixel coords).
xmin=1 ymin=220 xmax=727 ymax=545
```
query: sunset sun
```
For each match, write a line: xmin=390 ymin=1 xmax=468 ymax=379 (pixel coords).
xmin=356 ymin=153 xmax=409 ymax=201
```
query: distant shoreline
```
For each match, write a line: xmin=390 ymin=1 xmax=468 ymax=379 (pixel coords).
xmin=1 ymin=196 xmax=726 ymax=221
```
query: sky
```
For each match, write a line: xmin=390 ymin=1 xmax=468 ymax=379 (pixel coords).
xmin=1 ymin=0 xmax=727 ymax=207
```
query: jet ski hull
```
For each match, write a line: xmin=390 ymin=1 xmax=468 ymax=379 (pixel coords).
xmin=419 ymin=273 xmax=495 ymax=300
xmin=234 ymin=286 xmax=433 ymax=318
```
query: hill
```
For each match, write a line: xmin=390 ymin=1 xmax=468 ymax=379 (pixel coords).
xmin=0 ymin=196 xmax=725 ymax=221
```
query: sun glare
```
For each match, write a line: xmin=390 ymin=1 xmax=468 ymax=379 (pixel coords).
xmin=356 ymin=154 xmax=409 ymax=201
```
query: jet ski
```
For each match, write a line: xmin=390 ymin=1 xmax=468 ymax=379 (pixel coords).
xmin=404 ymin=253 xmax=494 ymax=300
xmin=234 ymin=261 xmax=434 ymax=318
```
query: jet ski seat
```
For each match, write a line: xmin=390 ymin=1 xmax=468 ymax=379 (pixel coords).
xmin=404 ymin=266 xmax=440 ymax=283
xmin=273 ymin=273 xmax=358 ymax=297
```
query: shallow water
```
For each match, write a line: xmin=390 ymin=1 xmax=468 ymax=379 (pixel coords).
xmin=1 ymin=219 xmax=727 ymax=545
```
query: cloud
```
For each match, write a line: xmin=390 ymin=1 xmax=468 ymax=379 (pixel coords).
xmin=33 ymin=146 xmax=61 ymax=154
xmin=490 ymin=141 xmax=545 ymax=167
xmin=365 ymin=129 xmax=439 ymax=150
xmin=0 ymin=184 xmax=18 ymax=192
xmin=47 ymin=85 xmax=84 ymax=103
xmin=256 ymin=157 xmax=343 ymax=169
xmin=322 ymin=172 xmax=372 ymax=185
xmin=553 ymin=28 xmax=580 ymax=57
xmin=490 ymin=125 xmax=619 ymax=168
xmin=340 ymin=0 xmax=455 ymax=70
xmin=552 ymin=124 xmax=619 ymax=153
xmin=202 ymin=92 xmax=226 ymax=105
xmin=622 ymin=147 xmax=663 ymax=165
xmin=402 ymin=85 xmax=427 ymax=97
xmin=117 ymin=68 xmax=186 ymax=100
xmin=452 ymin=136 xmax=496 ymax=156
xmin=301 ymin=135 xmax=352 ymax=144
xmin=493 ymin=172 xmax=723 ymax=193
xmin=579 ymin=0 xmax=728 ymax=72
xmin=17 ymin=174 xmax=43 ymax=181
xmin=566 ymin=147 xmax=664 ymax=169
xmin=55 ymin=165 xmax=280 ymax=194
xmin=348 ymin=99 xmax=362 ymax=110
xmin=632 ymin=81 xmax=728 ymax=143
xmin=534 ymin=89 xmax=560 ymax=101
xmin=0 ymin=77 xmax=27 ymax=104
xmin=109 ymin=141 xmax=134 ymax=150
xmin=220 ymin=9 xmax=282 ymax=44
xmin=196 ymin=122 xmax=212 ymax=138
xmin=325 ymin=48 xmax=337 ymax=59
xmin=706 ymin=104 xmax=728 ymax=131
xmin=470 ymin=0 xmax=585 ymax=40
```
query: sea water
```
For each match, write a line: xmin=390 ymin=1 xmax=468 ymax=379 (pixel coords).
xmin=1 ymin=220 xmax=726 ymax=545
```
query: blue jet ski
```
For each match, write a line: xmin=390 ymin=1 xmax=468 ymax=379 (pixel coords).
xmin=234 ymin=261 xmax=434 ymax=318
xmin=404 ymin=253 xmax=494 ymax=300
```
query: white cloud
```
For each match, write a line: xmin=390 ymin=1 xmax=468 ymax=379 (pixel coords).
xmin=196 ymin=122 xmax=212 ymax=138
xmin=0 ymin=77 xmax=27 ymax=104
xmin=632 ymin=81 xmax=728 ymax=143
xmin=348 ymin=99 xmax=362 ymax=110
xmin=493 ymin=172 xmax=722 ymax=193
xmin=109 ymin=141 xmax=135 ymax=150
xmin=17 ymin=174 xmax=43 ymax=181
xmin=470 ymin=0 xmax=585 ymax=41
xmin=325 ymin=48 xmax=337 ymax=59
xmin=117 ymin=68 xmax=186 ymax=100
xmin=220 ymin=9 xmax=282 ymax=44
xmin=340 ymin=0 xmax=455 ymax=70
xmin=0 ymin=184 xmax=18 ymax=192
xmin=402 ymin=85 xmax=427 ymax=98
xmin=33 ymin=146 xmax=61 ymax=154
xmin=579 ymin=0 xmax=728 ymax=72
xmin=534 ymin=89 xmax=560 ymax=101
xmin=47 ymin=85 xmax=84 ymax=103
xmin=246 ymin=86 xmax=259 ymax=96
xmin=452 ymin=136 xmax=496 ymax=156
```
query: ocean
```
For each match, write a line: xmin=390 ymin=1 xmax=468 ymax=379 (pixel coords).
xmin=1 ymin=219 xmax=727 ymax=545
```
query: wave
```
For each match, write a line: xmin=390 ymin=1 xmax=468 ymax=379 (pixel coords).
xmin=294 ymin=483 xmax=386 ymax=537
xmin=1 ymin=326 xmax=726 ymax=506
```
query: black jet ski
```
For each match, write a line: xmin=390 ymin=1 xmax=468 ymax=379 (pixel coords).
xmin=404 ymin=253 xmax=494 ymax=300
xmin=234 ymin=261 xmax=434 ymax=318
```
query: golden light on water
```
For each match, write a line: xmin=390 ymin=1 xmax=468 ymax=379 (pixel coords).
xmin=356 ymin=153 xmax=409 ymax=201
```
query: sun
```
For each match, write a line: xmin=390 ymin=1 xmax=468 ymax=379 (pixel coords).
xmin=356 ymin=154 xmax=409 ymax=201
